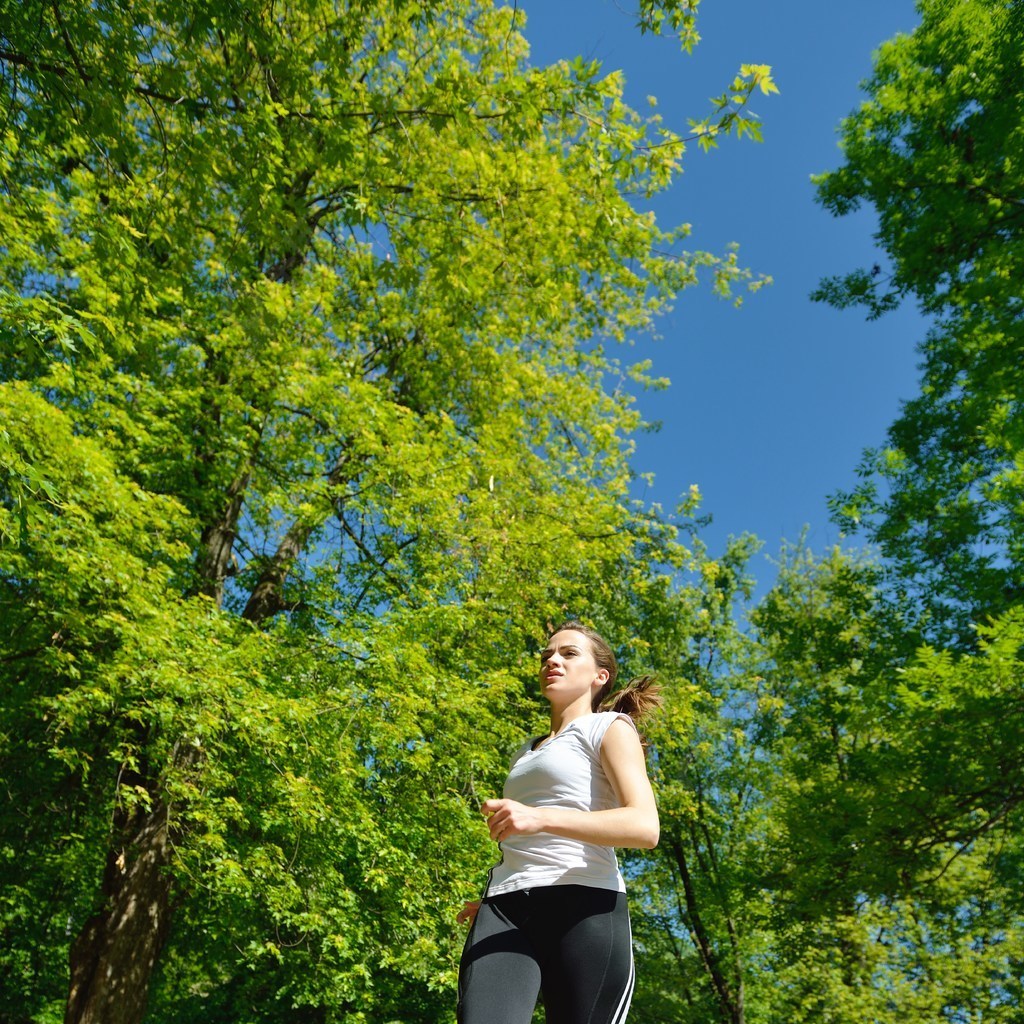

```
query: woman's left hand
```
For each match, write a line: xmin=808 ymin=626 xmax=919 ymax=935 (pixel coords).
xmin=457 ymin=900 xmax=481 ymax=925
xmin=481 ymin=798 xmax=545 ymax=842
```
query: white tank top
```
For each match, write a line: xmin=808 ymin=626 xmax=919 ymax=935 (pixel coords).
xmin=485 ymin=711 xmax=636 ymax=897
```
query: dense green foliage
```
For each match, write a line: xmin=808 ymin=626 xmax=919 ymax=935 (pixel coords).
xmin=4 ymin=0 xmax=1024 ymax=1022
xmin=815 ymin=0 xmax=1024 ymax=640
xmin=629 ymin=541 xmax=1024 ymax=1024
xmin=0 ymin=1 xmax=772 ymax=1022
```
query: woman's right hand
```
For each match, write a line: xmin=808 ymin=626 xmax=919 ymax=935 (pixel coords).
xmin=456 ymin=900 xmax=481 ymax=925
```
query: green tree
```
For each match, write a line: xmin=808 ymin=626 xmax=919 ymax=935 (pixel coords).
xmin=813 ymin=0 xmax=1024 ymax=640
xmin=0 ymin=1 xmax=772 ymax=1021
xmin=624 ymin=538 xmax=1024 ymax=1024
xmin=752 ymin=546 xmax=1024 ymax=1024
xmin=620 ymin=530 xmax=774 ymax=1024
xmin=805 ymin=4 xmax=1024 ymax=1013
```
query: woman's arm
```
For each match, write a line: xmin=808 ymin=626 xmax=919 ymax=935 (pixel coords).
xmin=481 ymin=718 xmax=660 ymax=849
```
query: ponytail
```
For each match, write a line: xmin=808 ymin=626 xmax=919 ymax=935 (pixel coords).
xmin=597 ymin=674 xmax=662 ymax=724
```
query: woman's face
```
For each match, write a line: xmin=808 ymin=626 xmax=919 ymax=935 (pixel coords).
xmin=538 ymin=629 xmax=609 ymax=704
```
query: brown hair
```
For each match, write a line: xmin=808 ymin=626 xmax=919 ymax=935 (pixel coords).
xmin=550 ymin=620 xmax=662 ymax=724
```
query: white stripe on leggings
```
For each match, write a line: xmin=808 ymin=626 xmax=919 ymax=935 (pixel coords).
xmin=609 ymin=947 xmax=635 ymax=1024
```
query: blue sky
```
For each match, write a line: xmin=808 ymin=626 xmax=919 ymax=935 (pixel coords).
xmin=523 ymin=0 xmax=925 ymax=584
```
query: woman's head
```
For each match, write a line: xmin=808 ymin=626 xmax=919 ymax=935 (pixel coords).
xmin=548 ymin=620 xmax=617 ymax=711
xmin=546 ymin=620 xmax=661 ymax=722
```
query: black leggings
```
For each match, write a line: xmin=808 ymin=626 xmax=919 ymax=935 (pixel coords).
xmin=457 ymin=885 xmax=634 ymax=1024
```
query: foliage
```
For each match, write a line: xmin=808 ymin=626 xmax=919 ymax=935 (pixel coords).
xmin=0 ymin=0 xmax=773 ymax=1021
xmin=7 ymin=0 xmax=1024 ymax=1021
xmin=813 ymin=0 xmax=1024 ymax=639
xmin=752 ymin=547 xmax=1024 ymax=1024
xmin=628 ymin=541 xmax=1024 ymax=1024
xmin=627 ymin=532 xmax=773 ymax=1024
xmin=723 ymin=2 xmax=1024 ymax=1014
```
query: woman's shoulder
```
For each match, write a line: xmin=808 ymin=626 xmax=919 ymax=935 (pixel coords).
xmin=576 ymin=711 xmax=638 ymax=747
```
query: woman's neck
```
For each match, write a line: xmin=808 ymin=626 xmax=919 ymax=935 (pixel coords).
xmin=547 ymin=694 xmax=594 ymax=736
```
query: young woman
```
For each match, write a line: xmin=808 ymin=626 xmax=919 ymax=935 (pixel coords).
xmin=456 ymin=620 xmax=660 ymax=1024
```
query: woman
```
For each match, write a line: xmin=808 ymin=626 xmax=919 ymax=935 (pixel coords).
xmin=457 ymin=620 xmax=660 ymax=1024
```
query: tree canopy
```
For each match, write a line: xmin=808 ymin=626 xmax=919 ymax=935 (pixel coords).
xmin=7 ymin=2 xmax=1023 ymax=1024
xmin=814 ymin=0 xmax=1024 ymax=639
xmin=0 ymin=1 xmax=772 ymax=1021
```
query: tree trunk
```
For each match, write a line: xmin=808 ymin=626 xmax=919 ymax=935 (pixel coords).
xmin=196 ymin=469 xmax=251 ymax=607
xmin=669 ymin=837 xmax=744 ymax=1024
xmin=65 ymin=801 xmax=175 ymax=1024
